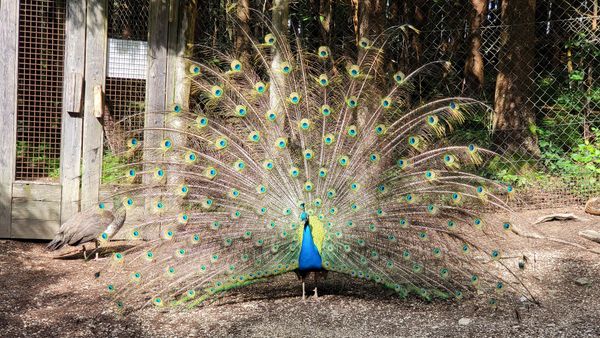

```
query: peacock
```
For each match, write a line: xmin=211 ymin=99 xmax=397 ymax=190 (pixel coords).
xmin=95 ymin=29 xmax=534 ymax=312
xmin=48 ymin=197 xmax=126 ymax=260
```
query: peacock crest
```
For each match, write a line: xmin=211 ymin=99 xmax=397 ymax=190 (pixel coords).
xmin=96 ymin=30 xmax=533 ymax=312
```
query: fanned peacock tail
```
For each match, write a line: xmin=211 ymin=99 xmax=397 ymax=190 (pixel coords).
xmin=96 ymin=29 xmax=532 ymax=312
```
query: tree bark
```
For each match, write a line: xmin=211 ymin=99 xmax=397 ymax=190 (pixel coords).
xmin=358 ymin=0 xmax=383 ymax=40
xmin=270 ymin=0 xmax=289 ymax=119
xmin=493 ymin=0 xmax=539 ymax=156
xmin=464 ymin=0 xmax=487 ymax=94
xmin=319 ymin=0 xmax=332 ymax=44
xmin=356 ymin=0 xmax=383 ymax=53
xmin=408 ymin=0 xmax=429 ymax=66
xmin=234 ymin=0 xmax=251 ymax=62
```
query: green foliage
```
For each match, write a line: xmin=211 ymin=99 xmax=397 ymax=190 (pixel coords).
xmin=489 ymin=125 xmax=600 ymax=194
xmin=488 ymin=29 xmax=600 ymax=191
xmin=539 ymin=124 xmax=600 ymax=177
xmin=486 ymin=155 xmax=544 ymax=188
xmin=16 ymin=141 xmax=61 ymax=179
xmin=102 ymin=151 xmax=128 ymax=183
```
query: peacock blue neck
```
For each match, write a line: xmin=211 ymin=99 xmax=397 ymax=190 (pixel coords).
xmin=298 ymin=221 xmax=323 ymax=272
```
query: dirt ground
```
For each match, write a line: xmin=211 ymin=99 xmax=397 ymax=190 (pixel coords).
xmin=1 ymin=206 xmax=600 ymax=338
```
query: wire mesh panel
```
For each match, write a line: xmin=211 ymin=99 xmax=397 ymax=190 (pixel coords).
xmin=103 ymin=0 xmax=149 ymax=183
xmin=383 ymin=0 xmax=600 ymax=209
xmin=16 ymin=0 xmax=66 ymax=181
xmin=94 ymin=0 xmax=597 ymax=209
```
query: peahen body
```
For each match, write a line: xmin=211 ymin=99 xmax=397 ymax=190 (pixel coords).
xmin=48 ymin=199 xmax=126 ymax=260
xmin=96 ymin=31 xmax=533 ymax=311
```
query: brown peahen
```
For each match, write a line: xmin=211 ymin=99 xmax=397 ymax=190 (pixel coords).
xmin=95 ymin=30 xmax=534 ymax=312
xmin=48 ymin=199 xmax=126 ymax=260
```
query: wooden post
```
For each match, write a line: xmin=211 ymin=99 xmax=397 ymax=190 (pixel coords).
xmin=60 ymin=0 xmax=87 ymax=223
xmin=81 ymin=0 xmax=108 ymax=209
xmin=167 ymin=0 xmax=197 ymax=108
xmin=145 ymin=0 xmax=170 ymax=126
xmin=144 ymin=0 xmax=171 ymax=183
xmin=165 ymin=0 xmax=196 ymax=210
xmin=0 ymin=0 xmax=20 ymax=237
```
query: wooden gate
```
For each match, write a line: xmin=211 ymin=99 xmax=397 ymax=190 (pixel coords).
xmin=0 ymin=0 xmax=189 ymax=239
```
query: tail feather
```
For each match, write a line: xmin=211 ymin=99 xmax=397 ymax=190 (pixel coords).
xmin=91 ymin=30 xmax=533 ymax=312
xmin=47 ymin=234 xmax=66 ymax=251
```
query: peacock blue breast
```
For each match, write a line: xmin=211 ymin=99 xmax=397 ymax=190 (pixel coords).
xmin=298 ymin=224 xmax=323 ymax=271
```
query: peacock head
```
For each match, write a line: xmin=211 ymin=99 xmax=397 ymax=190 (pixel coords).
xmin=299 ymin=203 xmax=308 ymax=223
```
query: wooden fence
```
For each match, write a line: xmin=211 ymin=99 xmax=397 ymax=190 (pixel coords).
xmin=0 ymin=0 xmax=192 ymax=239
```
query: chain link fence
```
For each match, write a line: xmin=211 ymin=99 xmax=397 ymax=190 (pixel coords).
xmin=398 ymin=0 xmax=599 ymax=208
xmin=12 ymin=0 xmax=597 ymax=209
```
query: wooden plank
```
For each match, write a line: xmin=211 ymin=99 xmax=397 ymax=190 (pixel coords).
xmin=10 ymin=219 xmax=60 ymax=240
xmin=81 ymin=0 xmax=108 ymax=210
xmin=64 ymin=72 xmax=84 ymax=114
xmin=0 ymin=0 xmax=20 ymax=238
xmin=60 ymin=0 xmax=87 ymax=223
xmin=13 ymin=183 xmax=62 ymax=202
xmin=143 ymin=0 xmax=170 ymax=198
xmin=144 ymin=0 xmax=170 ymax=134
xmin=165 ymin=1 xmax=195 ymax=199
xmin=93 ymin=85 xmax=104 ymax=118
xmin=12 ymin=200 xmax=61 ymax=221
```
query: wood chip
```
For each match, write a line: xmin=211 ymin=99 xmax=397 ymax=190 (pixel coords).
xmin=533 ymin=213 xmax=581 ymax=224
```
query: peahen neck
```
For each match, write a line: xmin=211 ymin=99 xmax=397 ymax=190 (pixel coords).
xmin=106 ymin=200 xmax=127 ymax=238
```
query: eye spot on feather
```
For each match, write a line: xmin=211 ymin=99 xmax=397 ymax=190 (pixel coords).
xmin=348 ymin=65 xmax=360 ymax=78
xmin=393 ymin=71 xmax=405 ymax=83
xmin=211 ymin=86 xmax=223 ymax=98
xmin=359 ymin=37 xmax=370 ymax=49
xmin=189 ymin=64 xmax=201 ymax=75
xmin=318 ymin=74 xmax=329 ymax=87
xmin=289 ymin=92 xmax=301 ymax=104
xmin=264 ymin=33 xmax=276 ymax=45
xmin=303 ymin=149 xmax=314 ymax=160
xmin=347 ymin=125 xmax=358 ymax=137
xmin=346 ymin=96 xmax=358 ymax=108
xmin=317 ymin=46 xmax=330 ymax=58
xmin=230 ymin=60 xmax=242 ymax=72
xmin=338 ymin=155 xmax=349 ymax=166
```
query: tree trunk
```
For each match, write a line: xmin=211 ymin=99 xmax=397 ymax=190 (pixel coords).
xmin=408 ymin=0 xmax=429 ymax=67
xmin=358 ymin=0 xmax=383 ymax=40
xmin=464 ymin=0 xmax=487 ymax=94
xmin=493 ymin=0 xmax=539 ymax=156
xmin=234 ymin=0 xmax=251 ymax=62
xmin=355 ymin=0 xmax=383 ymax=129
xmin=270 ymin=0 xmax=289 ymax=121
xmin=356 ymin=0 xmax=383 ymax=52
xmin=168 ymin=0 xmax=198 ymax=216
xmin=319 ymin=0 xmax=332 ymax=44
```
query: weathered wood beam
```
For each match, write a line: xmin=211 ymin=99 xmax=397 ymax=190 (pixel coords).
xmin=0 ymin=0 xmax=20 ymax=237
xmin=60 ymin=0 xmax=87 ymax=223
xmin=81 ymin=0 xmax=109 ymax=209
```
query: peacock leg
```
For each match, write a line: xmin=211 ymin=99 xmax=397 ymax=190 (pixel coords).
xmin=313 ymin=272 xmax=319 ymax=299
xmin=94 ymin=240 xmax=99 ymax=260
xmin=302 ymin=279 xmax=306 ymax=301
xmin=82 ymin=245 xmax=87 ymax=260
